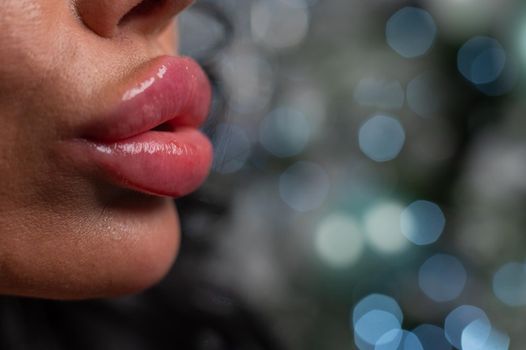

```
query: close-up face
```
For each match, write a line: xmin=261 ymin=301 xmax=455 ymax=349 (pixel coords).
xmin=0 ymin=0 xmax=212 ymax=299
xmin=2 ymin=0 xmax=526 ymax=348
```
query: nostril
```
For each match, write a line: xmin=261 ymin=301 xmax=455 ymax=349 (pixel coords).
xmin=76 ymin=0 xmax=191 ymax=38
xmin=118 ymin=0 xmax=167 ymax=27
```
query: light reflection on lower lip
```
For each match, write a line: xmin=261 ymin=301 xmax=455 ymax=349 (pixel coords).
xmin=81 ymin=128 xmax=213 ymax=197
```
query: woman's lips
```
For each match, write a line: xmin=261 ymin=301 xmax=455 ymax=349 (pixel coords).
xmin=74 ymin=55 xmax=213 ymax=197
xmin=85 ymin=56 xmax=211 ymax=142
xmin=90 ymin=128 xmax=212 ymax=197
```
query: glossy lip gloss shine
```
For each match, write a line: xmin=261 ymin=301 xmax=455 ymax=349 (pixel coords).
xmin=70 ymin=55 xmax=213 ymax=197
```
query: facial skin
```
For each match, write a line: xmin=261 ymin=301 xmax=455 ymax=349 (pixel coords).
xmin=0 ymin=0 xmax=199 ymax=299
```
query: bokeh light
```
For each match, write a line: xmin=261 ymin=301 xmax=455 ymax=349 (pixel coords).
xmin=400 ymin=200 xmax=446 ymax=245
xmin=179 ymin=7 xmax=227 ymax=59
xmin=251 ymin=0 xmax=309 ymax=50
xmin=444 ymin=305 xmax=490 ymax=350
xmin=279 ymin=161 xmax=330 ymax=212
xmin=492 ymin=262 xmax=526 ymax=306
xmin=314 ymin=213 xmax=365 ymax=268
xmin=352 ymin=294 xmax=404 ymax=326
xmin=385 ymin=7 xmax=437 ymax=58
xmin=457 ymin=36 xmax=507 ymax=85
xmin=354 ymin=310 xmax=401 ymax=350
xmin=259 ymin=107 xmax=311 ymax=158
xmin=484 ymin=329 xmax=510 ymax=350
xmin=219 ymin=47 xmax=274 ymax=114
xmin=461 ymin=319 xmax=492 ymax=350
xmin=212 ymin=123 xmax=252 ymax=174
xmin=482 ymin=328 xmax=510 ymax=350
xmin=463 ymin=324 xmax=510 ymax=350
xmin=364 ymin=201 xmax=409 ymax=254
xmin=412 ymin=324 xmax=451 ymax=350
xmin=376 ymin=330 xmax=423 ymax=350
xmin=180 ymin=1 xmax=522 ymax=348
xmin=418 ymin=254 xmax=467 ymax=302
xmin=358 ymin=115 xmax=406 ymax=162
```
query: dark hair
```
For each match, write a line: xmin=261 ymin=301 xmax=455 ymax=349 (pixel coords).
xmin=0 ymin=3 xmax=282 ymax=349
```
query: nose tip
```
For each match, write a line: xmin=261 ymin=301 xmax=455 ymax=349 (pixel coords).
xmin=76 ymin=0 xmax=194 ymax=38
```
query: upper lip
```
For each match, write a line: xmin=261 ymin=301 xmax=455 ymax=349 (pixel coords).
xmin=83 ymin=55 xmax=212 ymax=142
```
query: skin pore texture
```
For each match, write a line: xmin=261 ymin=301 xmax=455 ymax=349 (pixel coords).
xmin=0 ymin=0 xmax=200 ymax=299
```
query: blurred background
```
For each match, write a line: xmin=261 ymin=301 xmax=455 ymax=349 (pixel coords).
xmin=176 ymin=0 xmax=526 ymax=349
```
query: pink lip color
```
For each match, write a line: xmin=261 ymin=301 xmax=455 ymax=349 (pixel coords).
xmin=75 ymin=56 xmax=213 ymax=197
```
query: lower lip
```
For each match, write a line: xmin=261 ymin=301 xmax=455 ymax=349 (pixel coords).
xmin=74 ymin=128 xmax=212 ymax=197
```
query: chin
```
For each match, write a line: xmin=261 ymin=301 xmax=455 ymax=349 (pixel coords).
xmin=0 ymin=195 xmax=181 ymax=300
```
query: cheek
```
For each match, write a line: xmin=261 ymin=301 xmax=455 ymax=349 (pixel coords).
xmin=0 ymin=0 xmax=76 ymax=152
xmin=0 ymin=1 xmax=66 ymax=92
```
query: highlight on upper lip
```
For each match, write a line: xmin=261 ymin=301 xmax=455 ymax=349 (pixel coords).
xmin=83 ymin=55 xmax=212 ymax=142
xmin=121 ymin=63 xmax=168 ymax=101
